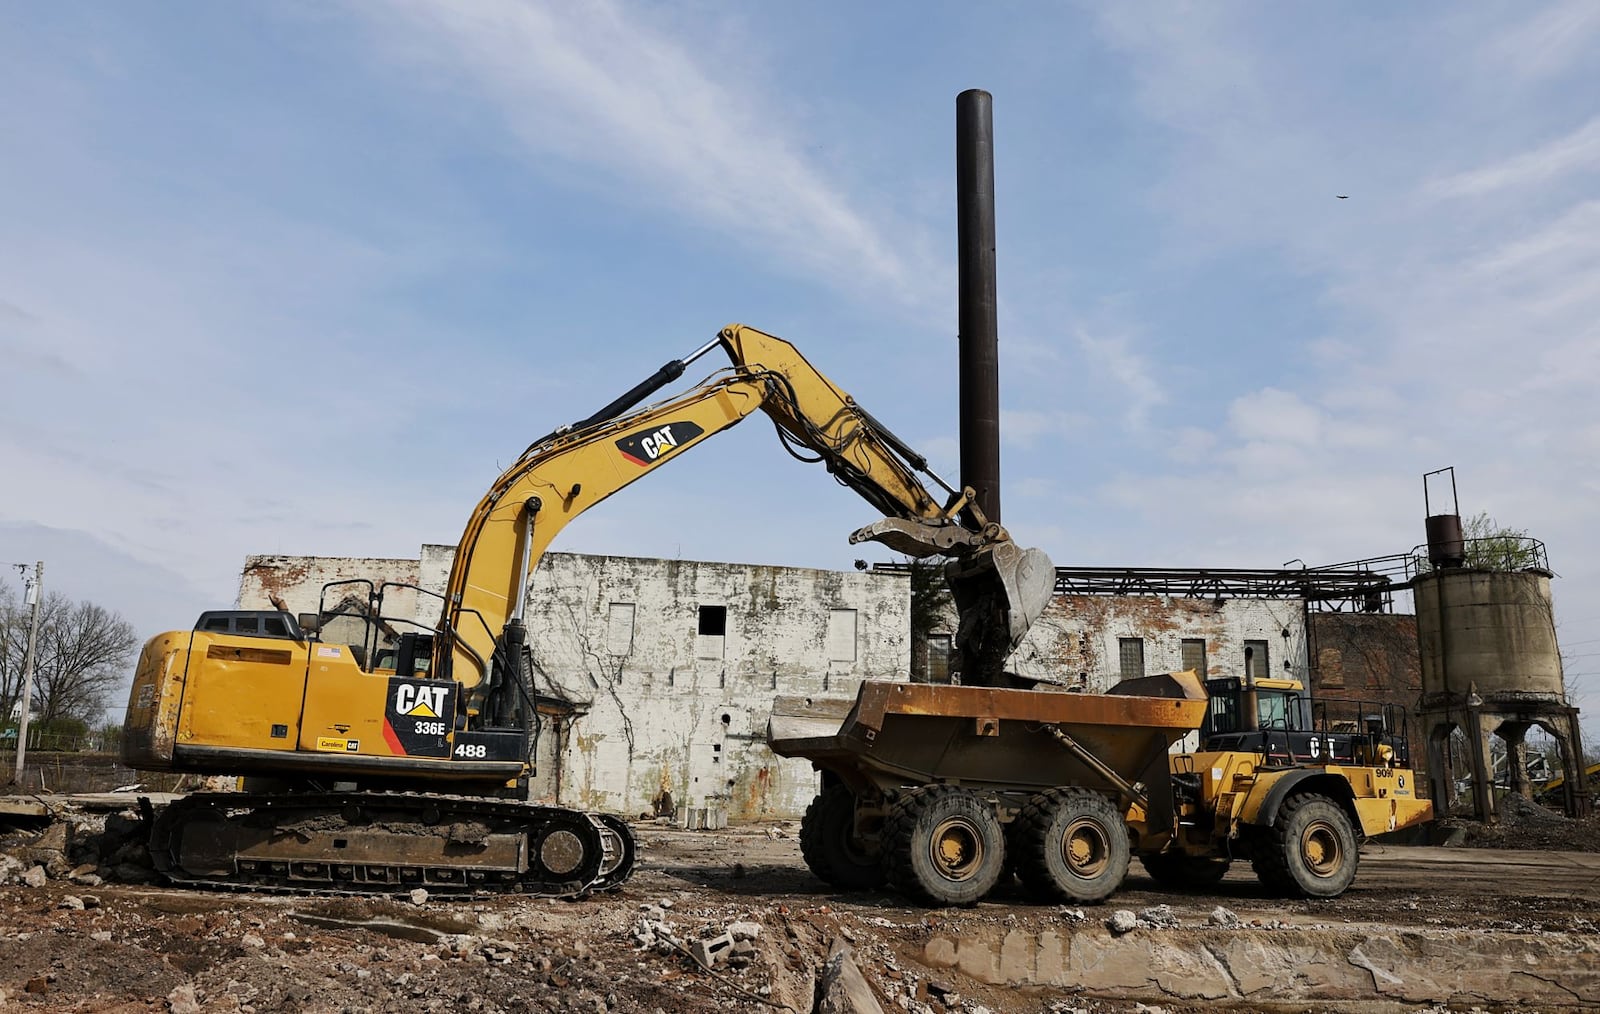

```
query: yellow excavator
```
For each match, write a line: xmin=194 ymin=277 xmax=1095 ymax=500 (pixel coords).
xmin=121 ymin=323 xmax=1054 ymax=896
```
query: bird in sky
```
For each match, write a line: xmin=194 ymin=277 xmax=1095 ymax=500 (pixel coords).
xmin=1335 ymin=194 xmax=1350 ymax=199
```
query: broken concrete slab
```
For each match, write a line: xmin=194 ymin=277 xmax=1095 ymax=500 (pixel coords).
xmin=814 ymin=941 xmax=884 ymax=1014
xmin=918 ymin=923 xmax=1600 ymax=1005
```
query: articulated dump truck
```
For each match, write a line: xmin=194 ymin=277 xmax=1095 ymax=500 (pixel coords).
xmin=768 ymin=671 xmax=1433 ymax=906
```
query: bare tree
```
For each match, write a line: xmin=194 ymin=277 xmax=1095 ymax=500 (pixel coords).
xmin=0 ymin=585 xmax=137 ymax=728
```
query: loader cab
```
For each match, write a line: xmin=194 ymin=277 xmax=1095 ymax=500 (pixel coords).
xmin=1201 ymin=676 xmax=1413 ymax=768
xmin=1202 ymin=677 xmax=1306 ymax=740
xmin=1201 ymin=675 xmax=1329 ymax=764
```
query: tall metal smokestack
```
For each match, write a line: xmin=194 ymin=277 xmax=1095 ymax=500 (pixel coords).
xmin=956 ymin=88 xmax=1001 ymax=524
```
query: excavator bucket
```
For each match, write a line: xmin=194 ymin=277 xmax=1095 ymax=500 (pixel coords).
xmin=944 ymin=542 xmax=1055 ymax=684
xmin=850 ymin=516 xmax=1054 ymax=684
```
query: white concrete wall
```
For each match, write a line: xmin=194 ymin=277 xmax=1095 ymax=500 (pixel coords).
xmin=513 ymin=552 xmax=908 ymax=820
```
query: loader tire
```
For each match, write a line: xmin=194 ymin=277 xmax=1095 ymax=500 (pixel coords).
xmin=1014 ymin=788 xmax=1129 ymax=904
xmin=799 ymin=785 xmax=883 ymax=890
xmin=1251 ymin=793 xmax=1358 ymax=898
xmin=1139 ymin=851 xmax=1230 ymax=889
xmin=882 ymin=785 xmax=1005 ymax=907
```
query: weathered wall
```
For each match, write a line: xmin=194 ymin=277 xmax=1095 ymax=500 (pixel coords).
xmin=1308 ymin=612 xmax=1425 ymax=768
xmin=240 ymin=554 xmax=428 ymax=645
xmin=238 ymin=548 xmax=908 ymax=821
xmin=932 ymin=594 xmax=1312 ymax=691
xmin=511 ymin=552 xmax=908 ymax=820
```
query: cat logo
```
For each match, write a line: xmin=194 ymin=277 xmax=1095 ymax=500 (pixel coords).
xmin=615 ymin=421 xmax=705 ymax=466
xmin=394 ymin=682 xmax=450 ymax=718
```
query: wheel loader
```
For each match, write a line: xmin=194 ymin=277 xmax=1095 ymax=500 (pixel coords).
xmin=769 ymin=670 xmax=1432 ymax=906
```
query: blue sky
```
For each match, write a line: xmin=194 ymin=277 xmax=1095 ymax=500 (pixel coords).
xmin=2 ymin=2 xmax=1598 ymax=739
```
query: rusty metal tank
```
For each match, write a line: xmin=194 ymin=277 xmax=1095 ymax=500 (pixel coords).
xmin=1415 ymin=569 xmax=1568 ymax=705
xmin=767 ymin=672 xmax=1208 ymax=796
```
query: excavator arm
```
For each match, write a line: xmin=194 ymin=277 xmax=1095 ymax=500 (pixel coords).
xmin=439 ymin=324 xmax=1053 ymax=718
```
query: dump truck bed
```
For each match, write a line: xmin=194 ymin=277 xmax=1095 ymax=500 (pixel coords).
xmin=768 ymin=674 xmax=1208 ymax=798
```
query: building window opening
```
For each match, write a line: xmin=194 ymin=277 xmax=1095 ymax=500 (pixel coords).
xmin=698 ymin=606 xmax=727 ymax=636
xmin=1118 ymin=637 xmax=1145 ymax=680
xmin=607 ymin=602 xmax=636 ymax=655
xmin=696 ymin=605 xmax=727 ymax=660
xmin=926 ymin=634 xmax=952 ymax=684
xmin=1181 ymin=638 xmax=1207 ymax=678
xmin=827 ymin=608 xmax=858 ymax=663
xmin=1245 ymin=639 xmax=1269 ymax=682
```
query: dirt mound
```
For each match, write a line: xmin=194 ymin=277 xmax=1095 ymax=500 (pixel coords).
xmin=1439 ymin=793 xmax=1600 ymax=852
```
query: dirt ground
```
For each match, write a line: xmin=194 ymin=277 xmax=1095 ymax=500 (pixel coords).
xmin=1 ymin=799 xmax=1599 ymax=1014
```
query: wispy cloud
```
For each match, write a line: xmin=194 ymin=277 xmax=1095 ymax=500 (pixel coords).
xmin=1427 ymin=117 xmax=1600 ymax=199
xmin=1000 ymin=409 xmax=1090 ymax=448
xmin=1482 ymin=0 xmax=1600 ymax=81
xmin=357 ymin=0 xmax=935 ymax=309
xmin=1073 ymin=326 xmax=1165 ymax=428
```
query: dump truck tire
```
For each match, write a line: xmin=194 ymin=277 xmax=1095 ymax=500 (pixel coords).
xmin=799 ymin=785 xmax=884 ymax=890
xmin=1139 ymin=851 xmax=1230 ymax=888
xmin=1015 ymin=788 xmax=1129 ymax=904
xmin=1251 ymin=793 xmax=1358 ymax=898
xmin=882 ymin=785 xmax=1004 ymax=906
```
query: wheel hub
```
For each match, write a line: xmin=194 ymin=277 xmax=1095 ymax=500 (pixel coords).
xmin=1300 ymin=820 xmax=1343 ymax=878
xmin=930 ymin=817 xmax=984 ymax=881
xmin=1061 ymin=816 xmax=1110 ymax=879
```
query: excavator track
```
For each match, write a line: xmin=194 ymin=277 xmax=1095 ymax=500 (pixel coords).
xmin=145 ymin=792 xmax=635 ymax=898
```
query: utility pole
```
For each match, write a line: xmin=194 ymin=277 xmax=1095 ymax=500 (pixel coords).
xmin=13 ymin=560 xmax=42 ymax=786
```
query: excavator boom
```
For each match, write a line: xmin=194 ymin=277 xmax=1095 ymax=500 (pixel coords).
xmin=442 ymin=324 xmax=1052 ymax=714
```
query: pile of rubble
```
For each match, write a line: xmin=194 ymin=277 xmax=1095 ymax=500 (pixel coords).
xmin=1438 ymin=793 xmax=1600 ymax=852
xmin=0 ymin=807 xmax=153 ymax=891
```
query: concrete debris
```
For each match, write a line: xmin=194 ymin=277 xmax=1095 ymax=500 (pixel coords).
xmin=1109 ymin=905 xmax=1186 ymax=933
xmin=689 ymin=930 xmax=735 ymax=969
xmin=408 ymin=888 xmax=429 ymax=906
xmin=21 ymin=864 xmax=47 ymax=888
xmin=1137 ymin=905 xmax=1180 ymax=928
xmin=58 ymin=894 xmax=85 ymax=910
xmin=728 ymin=920 xmax=762 ymax=941
xmin=167 ymin=983 xmax=202 ymax=1014
xmin=1106 ymin=910 xmax=1140 ymax=935
xmin=814 ymin=941 xmax=885 ymax=1014
xmin=1207 ymin=906 xmax=1241 ymax=929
